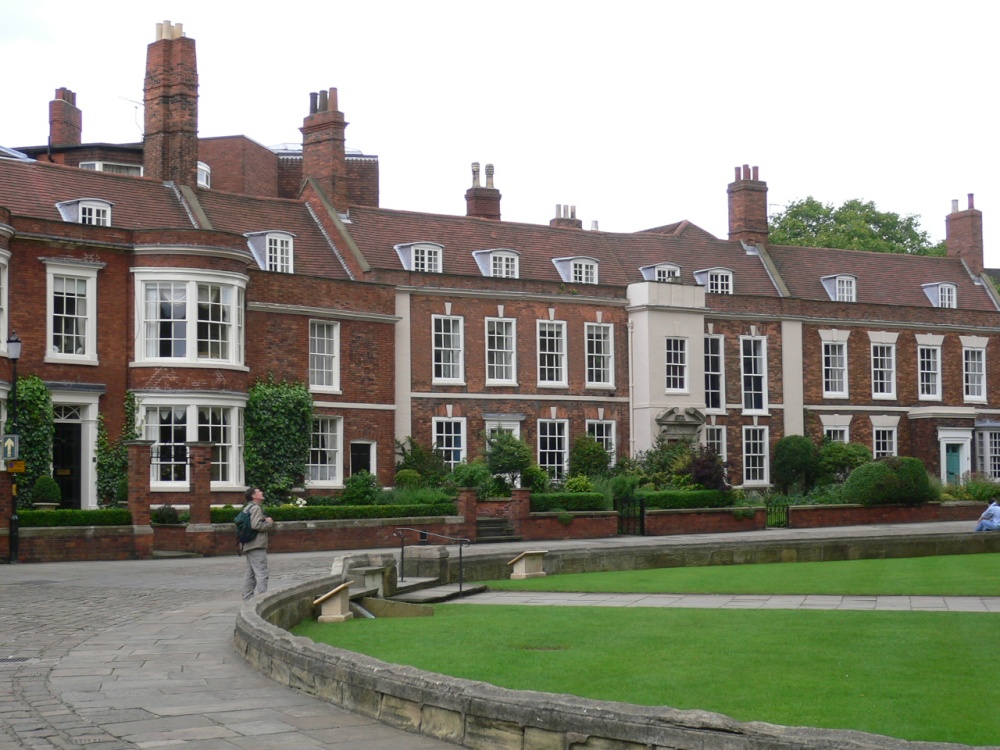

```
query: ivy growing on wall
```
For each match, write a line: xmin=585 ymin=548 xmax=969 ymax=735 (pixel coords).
xmin=95 ymin=391 xmax=138 ymax=504
xmin=244 ymin=376 xmax=313 ymax=504
xmin=4 ymin=375 xmax=54 ymax=508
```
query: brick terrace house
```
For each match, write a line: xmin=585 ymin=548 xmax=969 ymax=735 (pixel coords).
xmin=2 ymin=21 xmax=998 ymax=509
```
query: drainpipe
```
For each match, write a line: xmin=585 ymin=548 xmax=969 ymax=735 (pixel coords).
xmin=627 ymin=320 xmax=635 ymax=458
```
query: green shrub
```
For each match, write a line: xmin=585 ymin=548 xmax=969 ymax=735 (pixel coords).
xmin=395 ymin=436 xmax=448 ymax=486
xmin=7 ymin=374 xmax=54 ymax=508
xmin=31 ymin=475 xmax=62 ymax=505
xmin=568 ymin=434 xmax=611 ymax=478
xmin=446 ymin=460 xmax=500 ymax=498
xmin=772 ymin=435 xmax=818 ymax=494
xmin=818 ymin=441 xmax=872 ymax=485
xmin=638 ymin=489 xmax=733 ymax=510
xmin=150 ymin=504 xmax=182 ymax=524
xmin=385 ymin=486 xmax=451 ymax=505
xmin=564 ymin=474 xmax=594 ymax=493
xmin=521 ymin=464 xmax=551 ymax=493
xmin=394 ymin=469 xmax=423 ymax=488
xmin=610 ymin=473 xmax=641 ymax=503
xmin=842 ymin=457 xmax=933 ymax=506
xmin=341 ymin=471 xmax=382 ymax=505
xmin=530 ymin=492 xmax=607 ymax=512
xmin=19 ymin=508 xmax=132 ymax=527
xmin=244 ymin=377 xmax=313 ymax=504
xmin=963 ymin=474 xmax=1000 ymax=503
xmin=486 ymin=432 xmax=534 ymax=489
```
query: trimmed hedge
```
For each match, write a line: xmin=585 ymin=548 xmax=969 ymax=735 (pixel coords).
xmin=842 ymin=457 xmax=934 ymax=506
xmin=19 ymin=508 xmax=132 ymax=527
xmin=210 ymin=503 xmax=457 ymax=523
xmin=530 ymin=492 xmax=607 ymax=512
xmin=637 ymin=489 xmax=732 ymax=510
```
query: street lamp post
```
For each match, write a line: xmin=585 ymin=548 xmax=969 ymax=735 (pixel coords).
xmin=7 ymin=331 xmax=21 ymax=564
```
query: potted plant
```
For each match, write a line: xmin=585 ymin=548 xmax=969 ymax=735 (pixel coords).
xmin=31 ymin=475 xmax=62 ymax=510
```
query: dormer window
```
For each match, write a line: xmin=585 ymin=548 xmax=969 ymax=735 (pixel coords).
xmin=640 ymin=264 xmax=681 ymax=282
xmin=80 ymin=161 xmax=142 ymax=177
xmin=56 ymin=199 xmax=113 ymax=227
xmin=395 ymin=242 xmax=443 ymax=273
xmin=472 ymin=249 xmax=520 ymax=279
xmin=552 ymin=256 xmax=599 ymax=285
xmin=820 ymin=274 xmax=857 ymax=302
xmin=922 ymin=282 xmax=958 ymax=309
xmin=267 ymin=233 xmax=293 ymax=273
xmin=197 ymin=161 xmax=211 ymax=189
xmin=693 ymin=267 xmax=733 ymax=294
xmin=245 ymin=231 xmax=295 ymax=273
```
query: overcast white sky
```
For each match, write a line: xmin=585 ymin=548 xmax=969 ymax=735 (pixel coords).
xmin=2 ymin=1 xmax=996 ymax=261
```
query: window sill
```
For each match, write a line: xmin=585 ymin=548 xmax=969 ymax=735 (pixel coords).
xmin=585 ymin=383 xmax=615 ymax=390
xmin=537 ymin=383 xmax=569 ymax=389
xmin=310 ymin=387 xmax=344 ymax=396
xmin=432 ymin=380 xmax=467 ymax=387
xmin=45 ymin=354 xmax=99 ymax=366
xmin=131 ymin=361 xmax=250 ymax=372
xmin=486 ymin=381 xmax=519 ymax=387
xmin=871 ymin=393 xmax=897 ymax=400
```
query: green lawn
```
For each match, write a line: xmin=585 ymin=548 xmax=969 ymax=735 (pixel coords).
xmin=291 ymin=553 xmax=1000 ymax=746
xmin=484 ymin=552 xmax=1000 ymax=596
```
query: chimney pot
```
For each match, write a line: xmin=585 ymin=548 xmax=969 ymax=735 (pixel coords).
xmin=570 ymin=206 xmax=576 ymax=219
xmin=485 ymin=163 xmax=495 ymax=189
xmin=309 ymin=92 xmax=318 ymax=115
xmin=952 ymin=199 xmax=959 ymax=214
xmin=591 ymin=220 xmax=599 ymax=231
xmin=471 ymin=162 xmax=481 ymax=188
xmin=742 ymin=164 xmax=750 ymax=180
xmin=318 ymin=89 xmax=329 ymax=112
xmin=751 ymin=166 xmax=759 ymax=180
xmin=968 ymin=193 xmax=975 ymax=210
xmin=734 ymin=166 xmax=741 ymax=181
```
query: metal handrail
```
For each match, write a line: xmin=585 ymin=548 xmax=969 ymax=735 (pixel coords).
xmin=392 ymin=527 xmax=472 ymax=594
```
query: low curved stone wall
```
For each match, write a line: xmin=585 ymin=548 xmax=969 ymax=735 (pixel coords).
xmin=235 ymin=572 xmax=971 ymax=749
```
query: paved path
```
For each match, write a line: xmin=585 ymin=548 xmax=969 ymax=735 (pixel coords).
xmin=0 ymin=520 xmax=991 ymax=749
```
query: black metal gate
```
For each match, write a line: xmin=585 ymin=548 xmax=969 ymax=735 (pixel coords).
xmin=766 ymin=502 xmax=789 ymax=528
xmin=616 ymin=495 xmax=645 ymax=535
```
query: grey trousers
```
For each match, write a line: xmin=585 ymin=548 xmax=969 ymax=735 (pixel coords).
xmin=242 ymin=548 xmax=269 ymax=601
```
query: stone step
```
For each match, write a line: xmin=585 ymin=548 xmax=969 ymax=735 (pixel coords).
xmin=390 ymin=583 xmax=488 ymax=604
xmin=475 ymin=535 xmax=522 ymax=544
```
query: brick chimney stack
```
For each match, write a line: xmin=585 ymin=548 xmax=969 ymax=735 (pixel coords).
xmin=550 ymin=204 xmax=583 ymax=229
xmin=946 ymin=194 xmax=984 ymax=275
xmin=727 ymin=164 xmax=769 ymax=244
xmin=49 ymin=88 xmax=82 ymax=146
xmin=301 ymin=88 xmax=349 ymax=211
xmin=465 ymin=162 xmax=502 ymax=220
xmin=143 ymin=21 xmax=199 ymax=187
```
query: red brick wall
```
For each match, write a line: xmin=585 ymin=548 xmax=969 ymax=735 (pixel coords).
xmin=144 ymin=35 xmax=199 ymax=187
xmin=199 ymin=136 xmax=279 ymax=197
xmin=790 ymin=502 xmax=982 ymax=528
xmin=645 ymin=507 xmax=766 ymax=535
xmin=346 ymin=158 xmax=379 ymax=207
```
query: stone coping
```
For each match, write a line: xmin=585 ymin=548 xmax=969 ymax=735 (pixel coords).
xmin=233 ymin=538 xmax=987 ymax=749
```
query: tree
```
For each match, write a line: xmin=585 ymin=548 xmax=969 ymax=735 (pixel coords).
xmin=772 ymin=435 xmax=819 ymax=495
xmin=568 ymin=433 xmax=611 ymax=478
xmin=768 ymin=197 xmax=946 ymax=256
xmin=244 ymin=376 xmax=313 ymax=504
xmin=485 ymin=431 xmax=533 ymax=492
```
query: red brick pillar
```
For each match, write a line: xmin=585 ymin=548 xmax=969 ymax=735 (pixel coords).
xmin=0 ymin=470 xmax=11 ymax=560
xmin=185 ymin=442 xmax=215 ymax=555
xmin=125 ymin=440 xmax=154 ymax=558
xmin=457 ymin=488 xmax=478 ymax=542
xmin=510 ymin=488 xmax=531 ymax=536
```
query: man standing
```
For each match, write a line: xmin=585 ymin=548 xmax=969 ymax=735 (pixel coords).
xmin=974 ymin=499 xmax=1000 ymax=532
xmin=241 ymin=487 xmax=275 ymax=600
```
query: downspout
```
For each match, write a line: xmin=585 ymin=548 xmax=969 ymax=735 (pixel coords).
xmin=627 ymin=319 xmax=635 ymax=458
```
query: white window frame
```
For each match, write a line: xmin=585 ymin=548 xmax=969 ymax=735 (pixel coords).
xmin=655 ymin=264 xmax=681 ymax=282
xmin=266 ymin=232 xmax=294 ymax=274
xmin=572 ymin=259 xmax=598 ymax=285
xmin=585 ymin=323 xmax=614 ymax=388
xmin=433 ymin=417 xmax=466 ymax=470
xmin=138 ymin=393 xmax=245 ymax=491
xmin=491 ymin=251 xmax=519 ymax=279
xmin=586 ymin=420 xmax=616 ymax=463
xmin=836 ymin=276 xmax=856 ymax=302
xmin=822 ymin=341 xmax=848 ymax=398
xmin=485 ymin=318 xmax=517 ymax=385
xmin=742 ymin=425 xmax=769 ymax=486
xmin=79 ymin=200 xmax=111 ymax=226
xmin=739 ymin=336 xmax=767 ymax=414
xmin=485 ymin=419 xmax=522 ymax=439
xmin=664 ymin=337 xmax=688 ymax=393
xmin=133 ymin=269 xmax=247 ymax=368
xmin=963 ymin=347 xmax=986 ymax=403
xmin=308 ymin=416 xmax=343 ymax=487
xmin=707 ymin=270 xmax=733 ymax=294
xmin=197 ymin=161 xmax=211 ymax=188
xmin=703 ymin=424 xmax=726 ymax=462
xmin=918 ymin=345 xmax=942 ymax=400
xmin=874 ymin=428 xmax=897 ymax=458
xmin=870 ymin=343 xmax=897 ymax=399
xmin=704 ymin=335 xmax=725 ymax=412
xmin=413 ymin=245 xmax=442 ymax=273
xmin=45 ymin=260 xmax=102 ymax=365
xmin=432 ymin=315 xmax=465 ymax=384
xmin=825 ymin=427 xmax=848 ymax=443
xmin=975 ymin=431 xmax=1000 ymax=480
xmin=309 ymin=320 xmax=341 ymax=393
xmin=0 ymin=250 xmax=8 ymax=351
xmin=538 ymin=419 xmax=569 ymax=481
xmin=939 ymin=284 xmax=957 ymax=309
xmin=537 ymin=320 xmax=567 ymax=387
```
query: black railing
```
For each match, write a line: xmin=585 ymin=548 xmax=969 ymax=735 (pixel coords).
xmin=392 ymin=528 xmax=472 ymax=594
xmin=615 ymin=495 xmax=645 ymax=535
xmin=766 ymin=502 xmax=789 ymax=528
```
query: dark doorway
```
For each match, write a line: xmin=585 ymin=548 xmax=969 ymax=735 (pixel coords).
xmin=350 ymin=442 xmax=373 ymax=476
xmin=53 ymin=422 xmax=82 ymax=509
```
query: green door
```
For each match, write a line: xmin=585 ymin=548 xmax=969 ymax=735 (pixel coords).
xmin=945 ymin=444 xmax=962 ymax=484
